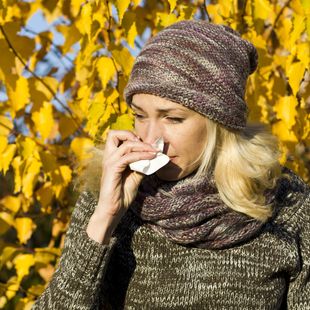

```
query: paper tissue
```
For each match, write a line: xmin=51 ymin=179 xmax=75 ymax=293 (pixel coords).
xmin=129 ymin=137 xmax=170 ymax=175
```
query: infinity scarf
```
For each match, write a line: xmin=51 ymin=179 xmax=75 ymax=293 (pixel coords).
xmin=129 ymin=171 xmax=276 ymax=250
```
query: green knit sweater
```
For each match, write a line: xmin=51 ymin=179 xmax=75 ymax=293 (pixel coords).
xmin=33 ymin=170 xmax=310 ymax=309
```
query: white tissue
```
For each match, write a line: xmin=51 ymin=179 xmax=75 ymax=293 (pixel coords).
xmin=129 ymin=137 xmax=170 ymax=175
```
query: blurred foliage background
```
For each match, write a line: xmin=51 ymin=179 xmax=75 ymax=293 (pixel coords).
xmin=0 ymin=0 xmax=309 ymax=308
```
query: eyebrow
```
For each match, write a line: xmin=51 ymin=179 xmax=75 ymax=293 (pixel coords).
xmin=131 ymin=102 xmax=188 ymax=113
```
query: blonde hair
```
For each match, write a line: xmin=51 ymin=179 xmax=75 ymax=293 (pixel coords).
xmin=196 ymin=119 xmax=282 ymax=221
xmin=73 ymin=118 xmax=282 ymax=222
xmin=72 ymin=142 xmax=105 ymax=196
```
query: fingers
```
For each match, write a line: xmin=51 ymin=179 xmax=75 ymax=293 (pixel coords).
xmin=106 ymin=130 xmax=139 ymax=149
xmin=104 ymin=129 xmax=159 ymax=159
xmin=104 ymin=130 xmax=143 ymax=160
xmin=115 ymin=140 xmax=159 ymax=157
xmin=103 ymin=141 xmax=158 ymax=169
xmin=116 ymin=151 xmax=157 ymax=171
xmin=102 ymin=130 xmax=160 ymax=169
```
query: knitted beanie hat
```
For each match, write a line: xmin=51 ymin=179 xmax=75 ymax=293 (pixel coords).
xmin=123 ymin=20 xmax=258 ymax=130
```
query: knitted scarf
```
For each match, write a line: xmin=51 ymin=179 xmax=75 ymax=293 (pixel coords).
xmin=129 ymin=171 xmax=276 ymax=250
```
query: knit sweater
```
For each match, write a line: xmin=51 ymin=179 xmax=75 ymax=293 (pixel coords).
xmin=32 ymin=169 xmax=310 ymax=310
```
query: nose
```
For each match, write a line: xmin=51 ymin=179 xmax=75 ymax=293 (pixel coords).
xmin=142 ymin=120 xmax=165 ymax=146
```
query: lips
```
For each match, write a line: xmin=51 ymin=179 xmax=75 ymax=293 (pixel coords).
xmin=169 ymin=156 xmax=177 ymax=161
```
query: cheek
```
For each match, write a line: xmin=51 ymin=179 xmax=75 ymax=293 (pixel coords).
xmin=134 ymin=123 xmax=147 ymax=140
xmin=172 ymin=139 xmax=199 ymax=161
xmin=186 ymin=130 xmax=206 ymax=155
xmin=134 ymin=122 xmax=142 ymax=132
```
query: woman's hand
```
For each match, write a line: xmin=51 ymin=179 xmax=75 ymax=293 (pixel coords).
xmin=86 ymin=130 xmax=159 ymax=244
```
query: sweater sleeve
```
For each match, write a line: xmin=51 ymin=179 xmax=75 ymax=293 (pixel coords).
xmin=287 ymin=191 xmax=310 ymax=310
xmin=32 ymin=191 xmax=118 ymax=310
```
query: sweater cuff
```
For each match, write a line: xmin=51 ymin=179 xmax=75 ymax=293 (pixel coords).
xmin=59 ymin=229 xmax=118 ymax=285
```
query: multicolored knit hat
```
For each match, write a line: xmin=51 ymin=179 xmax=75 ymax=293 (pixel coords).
xmin=123 ymin=19 xmax=258 ymax=130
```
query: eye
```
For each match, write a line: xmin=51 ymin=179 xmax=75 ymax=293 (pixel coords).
xmin=133 ymin=113 xmax=144 ymax=119
xmin=132 ymin=113 xmax=184 ymax=124
xmin=166 ymin=117 xmax=184 ymax=124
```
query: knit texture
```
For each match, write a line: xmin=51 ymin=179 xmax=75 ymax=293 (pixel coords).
xmin=123 ymin=20 xmax=258 ymax=130
xmin=130 ymin=170 xmax=266 ymax=249
xmin=32 ymin=167 xmax=310 ymax=310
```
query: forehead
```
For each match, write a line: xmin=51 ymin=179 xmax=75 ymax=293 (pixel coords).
xmin=131 ymin=93 xmax=190 ymax=112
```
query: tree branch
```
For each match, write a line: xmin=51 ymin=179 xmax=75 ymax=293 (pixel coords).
xmin=0 ymin=25 xmax=84 ymax=134
xmin=104 ymin=0 xmax=122 ymax=114
xmin=202 ymin=2 xmax=211 ymax=22
xmin=266 ymin=0 xmax=291 ymax=42
xmin=23 ymin=26 xmax=75 ymax=69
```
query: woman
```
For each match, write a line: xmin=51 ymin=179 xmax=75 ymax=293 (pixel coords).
xmin=33 ymin=20 xmax=310 ymax=309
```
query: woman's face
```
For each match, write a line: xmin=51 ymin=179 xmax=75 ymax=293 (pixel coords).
xmin=131 ymin=93 xmax=208 ymax=181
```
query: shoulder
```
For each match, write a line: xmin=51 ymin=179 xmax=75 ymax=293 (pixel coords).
xmin=271 ymin=166 xmax=310 ymax=233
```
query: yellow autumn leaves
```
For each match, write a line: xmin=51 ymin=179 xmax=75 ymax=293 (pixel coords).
xmin=0 ymin=0 xmax=309 ymax=308
xmin=209 ymin=0 xmax=310 ymax=174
